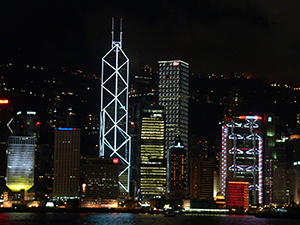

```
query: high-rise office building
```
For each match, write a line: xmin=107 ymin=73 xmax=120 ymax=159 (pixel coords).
xmin=158 ymin=60 xmax=189 ymax=195
xmin=53 ymin=128 xmax=80 ymax=200
xmin=221 ymin=116 xmax=263 ymax=205
xmin=137 ymin=103 xmax=166 ymax=200
xmin=168 ymin=135 xmax=186 ymax=199
xmin=6 ymin=136 xmax=35 ymax=191
xmin=99 ymin=18 xmax=131 ymax=196
xmin=190 ymin=157 xmax=214 ymax=200
xmin=0 ymin=99 xmax=13 ymax=194
xmin=81 ymin=157 xmax=119 ymax=208
xmin=262 ymin=113 xmax=282 ymax=204
xmin=158 ymin=60 xmax=189 ymax=154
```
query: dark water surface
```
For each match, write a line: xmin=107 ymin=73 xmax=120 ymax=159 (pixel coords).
xmin=1 ymin=213 xmax=300 ymax=225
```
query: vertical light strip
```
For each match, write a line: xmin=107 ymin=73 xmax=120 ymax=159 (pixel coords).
xmin=221 ymin=125 xmax=228 ymax=196
xmin=258 ymin=138 xmax=263 ymax=204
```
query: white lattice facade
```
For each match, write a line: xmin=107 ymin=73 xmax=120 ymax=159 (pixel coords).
xmin=99 ymin=19 xmax=131 ymax=195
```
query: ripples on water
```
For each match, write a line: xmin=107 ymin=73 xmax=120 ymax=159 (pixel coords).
xmin=1 ymin=213 xmax=300 ymax=225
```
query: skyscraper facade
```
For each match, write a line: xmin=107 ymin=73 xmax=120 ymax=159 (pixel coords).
xmin=158 ymin=60 xmax=189 ymax=195
xmin=168 ymin=135 xmax=186 ymax=199
xmin=137 ymin=104 xmax=166 ymax=200
xmin=262 ymin=113 xmax=280 ymax=204
xmin=81 ymin=157 xmax=119 ymax=208
xmin=158 ymin=60 xmax=189 ymax=154
xmin=99 ymin=19 xmax=131 ymax=196
xmin=190 ymin=157 xmax=214 ymax=200
xmin=6 ymin=136 xmax=35 ymax=191
xmin=53 ymin=128 xmax=80 ymax=200
xmin=221 ymin=116 xmax=263 ymax=205
xmin=0 ymin=99 xmax=13 ymax=193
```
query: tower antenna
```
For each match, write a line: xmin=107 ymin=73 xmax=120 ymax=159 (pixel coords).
xmin=120 ymin=18 xmax=123 ymax=48
xmin=111 ymin=17 xmax=114 ymax=48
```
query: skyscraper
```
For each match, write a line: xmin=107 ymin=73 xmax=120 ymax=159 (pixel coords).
xmin=6 ymin=136 xmax=35 ymax=191
xmin=262 ymin=113 xmax=281 ymax=204
xmin=99 ymin=18 xmax=131 ymax=196
xmin=190 ymin=157 xmax=214 ymax=200
xmin=53 ymin=128 xmax=80 ymax=200
xmin=168 ymin=135 xmax=186 ymax=199
xmin=221 ymin=116 xmax=263 ymax=205
xmin=0 ymin=99 xmax=13 ymax=193
xmin=81 ymin=157 xmax=119 ymax=208
xmin=137 ymin=103 xmax=166 ymax=201
xmin=158 ymin=60 xmax=189 ymax=195
xmin=158 ymin=60 xmax=189 ymax=154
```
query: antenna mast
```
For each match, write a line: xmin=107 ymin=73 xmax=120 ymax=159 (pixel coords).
xmin=120 ymin=18 xmax=123 ymax=48
xmin=111 ymin=17 xmax=114 ymax=48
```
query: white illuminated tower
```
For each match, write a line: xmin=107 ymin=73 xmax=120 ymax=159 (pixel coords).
xmin=99 ymin=18 xmax=131 ymax=195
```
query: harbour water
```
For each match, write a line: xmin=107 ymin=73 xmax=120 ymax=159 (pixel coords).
xmin=1 ymin=213 xmax=300 ymax=225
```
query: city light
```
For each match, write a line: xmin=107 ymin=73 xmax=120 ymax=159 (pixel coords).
xmin=58 ymin=127 xmax=76 ymax=131
xmin=0 ymin=99 xmax=8 ymax=104
xmin=172 ymin=61 xmax=179 ymax=66
xmin=113 ymin=158 xmax=119 ymax=164
xmin=238 ymin=116 xmax=262 ymax=120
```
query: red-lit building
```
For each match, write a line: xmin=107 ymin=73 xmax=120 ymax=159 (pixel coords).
xmin=227 ymin=180 xmax=249 ymax=210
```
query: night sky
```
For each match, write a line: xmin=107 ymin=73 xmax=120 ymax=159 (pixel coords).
xmin=1 ymin=1 xmax=300 ymax=85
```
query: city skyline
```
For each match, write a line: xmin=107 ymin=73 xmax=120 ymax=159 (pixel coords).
xmin=1 ymin=1 xmax=300 ymax=85
xmin=2 ymin=1 xmax=300 ymax=212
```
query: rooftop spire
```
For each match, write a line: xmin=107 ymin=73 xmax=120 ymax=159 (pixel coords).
xmin=111 ymin=17 xmax=123 ymax=48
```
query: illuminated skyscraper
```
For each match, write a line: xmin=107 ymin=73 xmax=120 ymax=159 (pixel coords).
xmin=262 ymin=113 xmax=279 ymax=204
xmin=158 ymin=60 xmax=189 ymax=195
xmin=137 ymin=104 xmax=166 ymax=200
xmin=99 ymin=18 xmax=131 ymax=196
xmin=0 ymin=99 xmax=13 ymax=193
xmin=53 ymin=128 xmax=80 ymax=200
xmin=158 ymin=60 xmax=189 ymax=154
xmin=221 ymin=116 xmax=263 ymax=205
xmin=6 ymin=136 xmax=35 ymax=191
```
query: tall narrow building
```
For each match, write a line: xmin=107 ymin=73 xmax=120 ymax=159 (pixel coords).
xmin=137 ymin=103 xmax=166 ymax=201
xmin=53 ymin=128 xmax=80 ymax=200
xmin=158 ymin=60 xmax=189 ymax=196
xmin=190 ymin=157 xmax=214 ymax=200
xmin=168 ymin=135 xmax=186 ymax=199
xmin=99 ymin=18 xmax=131 ymax=196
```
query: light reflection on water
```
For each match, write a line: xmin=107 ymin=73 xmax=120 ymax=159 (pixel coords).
xmin=1 ymin=213 xmax=300 ymax=225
